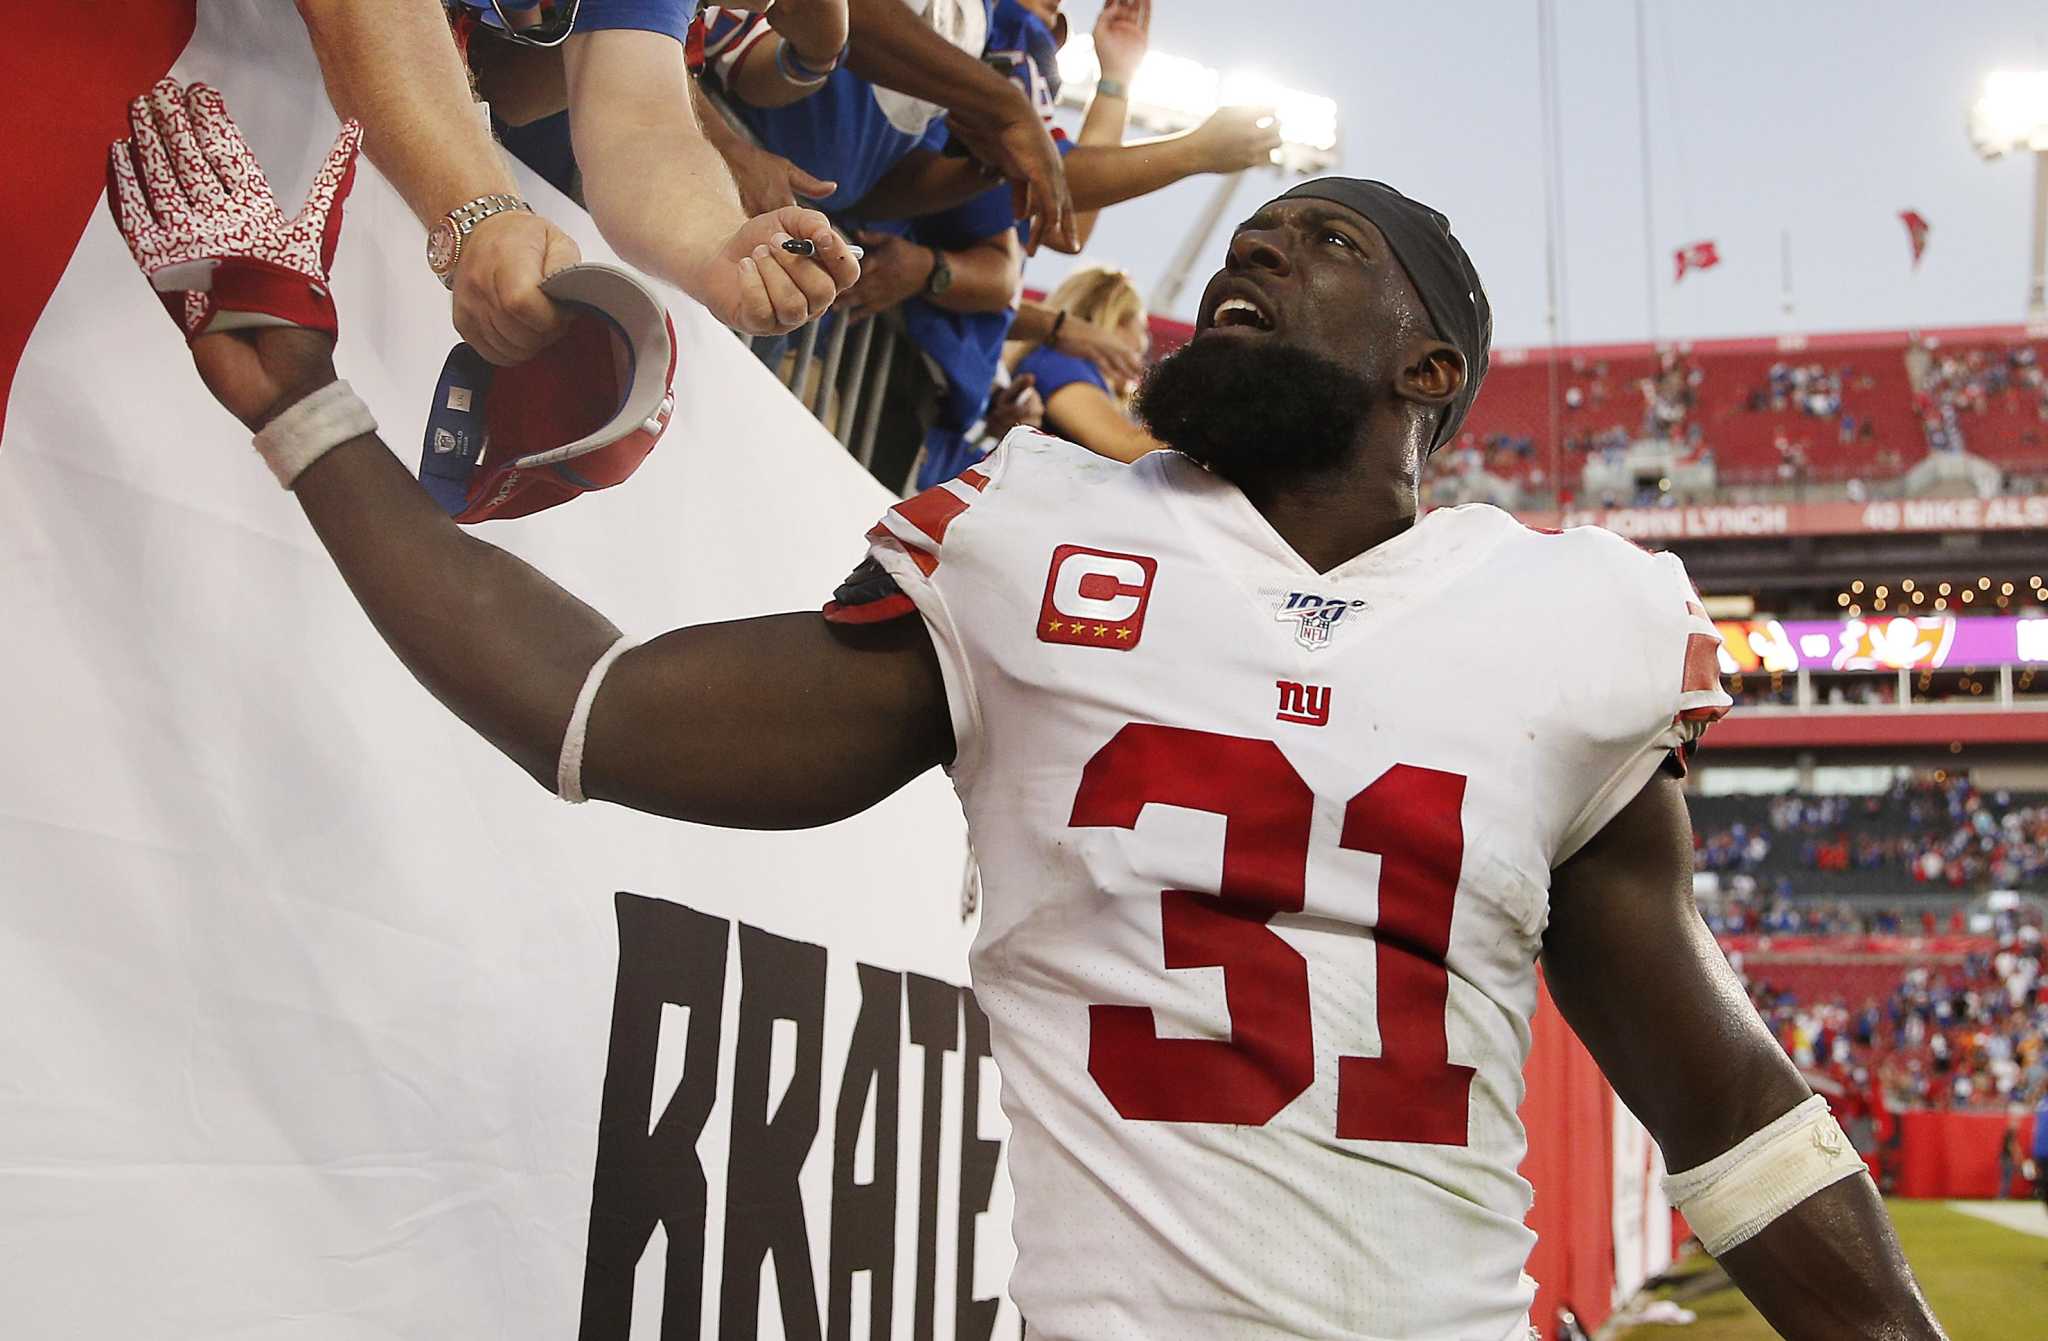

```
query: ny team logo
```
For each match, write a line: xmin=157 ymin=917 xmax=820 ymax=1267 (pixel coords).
xmin=1039 ymin=545 xmax=1157 ymax=650
xmin=1275 ymin=680 xmax=1333 ymax=727
xmin=1273 ymin=591 xmax=1367 ymax=650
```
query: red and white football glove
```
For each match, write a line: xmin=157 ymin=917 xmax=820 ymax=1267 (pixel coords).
xmin=107 ymin=79 xmax=362 ymax=343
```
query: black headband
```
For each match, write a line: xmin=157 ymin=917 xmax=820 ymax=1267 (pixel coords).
xmin=1275 ymin=177 xmax=1492 ymax=452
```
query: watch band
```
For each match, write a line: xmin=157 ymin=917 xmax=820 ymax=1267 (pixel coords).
xmin=1094 ymin=77 xmax=1130 ymax=99
xmin=430 ymin=193 xmax=532 ymax=290
xmin=922 ymin=247 xmax=953 ymax=299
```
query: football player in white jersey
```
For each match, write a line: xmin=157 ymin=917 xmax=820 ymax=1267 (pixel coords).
xmin=121 ymin=83 xmax=1944 ymax=1340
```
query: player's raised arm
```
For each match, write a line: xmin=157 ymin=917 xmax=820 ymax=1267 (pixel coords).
xmin=282 ymin=385 xmax=951 ymax=827
xmin=1542 ymin=773 xmax=1947 ymax=1340
xmin=110 ymin=81 xmax=952 ymax=830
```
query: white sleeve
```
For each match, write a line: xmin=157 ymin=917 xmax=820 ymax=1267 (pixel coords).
xmin=1554 ymin=549 xmax=1732 ymax=862
xmin=821 ymin=437 xmax=1035 ymax=779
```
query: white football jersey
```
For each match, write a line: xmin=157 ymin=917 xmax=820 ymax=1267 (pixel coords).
xmin=827 ymin=431 xmax=1730 ymax=1340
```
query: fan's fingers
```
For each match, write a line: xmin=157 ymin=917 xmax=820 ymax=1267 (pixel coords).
xmin=186 ymin=83 xmax=268 ymax=201
xmin=148 ymin=79 xmax=226 ymax=209
xmin=734 ymin=256 xmax=776 ymax=334
xmin=750 ymin=243 xmax=814 ymax=329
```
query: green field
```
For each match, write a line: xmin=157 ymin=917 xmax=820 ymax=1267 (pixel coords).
xmin=1611 ymin=1201 xmax=2048 ymax=1340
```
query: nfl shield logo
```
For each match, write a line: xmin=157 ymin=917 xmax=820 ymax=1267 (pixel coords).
xmin=1274 ymin=591 xmax=1365 ymax=650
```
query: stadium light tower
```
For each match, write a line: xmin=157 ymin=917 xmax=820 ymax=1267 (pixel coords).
xmin=1056 ymin=37 xmax=1340 ymax=315
xmin=1968 ymin=71 xmax=2048 ymax=322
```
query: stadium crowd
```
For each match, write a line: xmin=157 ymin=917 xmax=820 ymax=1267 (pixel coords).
xmin=1694 ymin=773 xmax=2048 ymax=895
xmin=1909 ymin=337 xmax=2048 ymax=454
xmin=290 ymin=0 xmax=1282 ymax=493
xmin=1706 ymin=897 xmax=1970 ymax=938
xmin=1695 ymin=771 xmax=2048 ymax=1118
xmin=1735 ymin=917 xmax=2047 ymax=1114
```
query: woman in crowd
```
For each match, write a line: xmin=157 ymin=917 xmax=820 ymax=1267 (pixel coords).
xmin=1004 ymin=264 xmax=1161 ymax=463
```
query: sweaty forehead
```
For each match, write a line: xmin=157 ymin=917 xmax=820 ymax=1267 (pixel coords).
xmin=1233 ymin=201 xmax=1432 ymax=328
xmin=1236 ymin=199 xmax=1386 ymax=251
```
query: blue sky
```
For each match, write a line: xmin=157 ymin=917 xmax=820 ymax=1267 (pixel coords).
xmin=1030 ymin=0 xmax=2048 ymax=346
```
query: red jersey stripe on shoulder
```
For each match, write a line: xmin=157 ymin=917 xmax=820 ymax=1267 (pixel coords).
xmin=866 ymin=523 xmax=941 ymax=577
xmin=960 ymin=467 xmax=990 ymax=491
xmin=1681 ymin=632 xmax=1722 ymax=696
xmin=891 ymin=482 xmax=974 ymax=545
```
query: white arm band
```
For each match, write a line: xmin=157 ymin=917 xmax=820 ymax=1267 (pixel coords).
xmin=557 ymin=635 xmax=638 ymax=804
xmin=1660 ymin=1094 xmax=1871 ymax=1256
xmin=251 ymin=379 xmax=377 ymax=487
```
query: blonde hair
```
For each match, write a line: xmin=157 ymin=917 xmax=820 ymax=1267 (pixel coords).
xmin=1043 ymin=263 xmax=1146 ymax=332
xmin=1005 ymin=264 xmax=1148 ymax=391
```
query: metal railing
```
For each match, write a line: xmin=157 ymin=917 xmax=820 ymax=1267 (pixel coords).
xmin=752 ymin=313 xmax=919 ymax=483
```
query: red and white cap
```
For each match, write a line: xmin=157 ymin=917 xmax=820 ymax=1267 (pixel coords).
xmin=418 ymin=262 xmax=678 ymax=524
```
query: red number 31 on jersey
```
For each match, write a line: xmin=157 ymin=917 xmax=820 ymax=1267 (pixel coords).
xmin=1070 ymin=724 xmax=1475 ymax=1146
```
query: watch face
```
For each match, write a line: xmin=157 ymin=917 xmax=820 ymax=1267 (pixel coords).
xmin=928 ymin=256 xmax=954 ymax=295
xmin=427 ymin=220 xmax=459 ymax=276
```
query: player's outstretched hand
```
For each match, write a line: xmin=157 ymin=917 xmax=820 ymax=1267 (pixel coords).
xmin=189 ymin=326 xmax=344 ymax=433
xmin=107 ymin=78 xmax=359 ymax=427
xmin=692 ymin=206 xmax=859 ymax=335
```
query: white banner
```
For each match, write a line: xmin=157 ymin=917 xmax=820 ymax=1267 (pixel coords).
xmin=1611 ymin=1102 xmax=1673 ymax=1306
xmin=0 ymin=6 xmax=1005 ymax=1338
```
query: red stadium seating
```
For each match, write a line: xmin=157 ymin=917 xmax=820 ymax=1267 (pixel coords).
xmin=1140 ymin=314 xmax=2048 ymax=499
xmin=1449 ymin=327 xmax=2048 ymax=494
xmin=1734 ymin=955 xmax=1924 ymax=1006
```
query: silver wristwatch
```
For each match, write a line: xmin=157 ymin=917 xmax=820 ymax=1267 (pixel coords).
xmin=426 ymin=193 xmax=532 ymax=290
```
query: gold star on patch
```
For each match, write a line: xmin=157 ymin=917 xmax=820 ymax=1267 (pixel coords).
xmin=1115 ymin=627 xmax=1132 ymax=640
xmin=1093 ymin=624 xmax=1110 ymax=637
xmin=1046 ymin=619 xmax=1064 ymax=633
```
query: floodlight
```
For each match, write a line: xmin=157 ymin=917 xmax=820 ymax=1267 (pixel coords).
xmin=1220 ymin=71 xmax=1339 ymax=154
xmin=1965 ymin=70 xmax=2048 ymax=321
xmin=1054 ymin=37 xmax=1338 ymax=171
xmin=1133 ymin=52 xmax=1224 ymax=126
xmin=1055 ymin=34 xmax=1098 ymax=89
xmin=1969 ymin=71 xmax=2048 ymax=157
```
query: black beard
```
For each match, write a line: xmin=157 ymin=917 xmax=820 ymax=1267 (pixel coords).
xmin=1135 ymin=335 xmax=1379 ymax=488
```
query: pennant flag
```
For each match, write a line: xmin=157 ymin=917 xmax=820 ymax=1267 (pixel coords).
xmin=1900 ymin=209 xmax=1931 ymax=268
xmin=1674 ymin=240 xmax=1721 ymax=282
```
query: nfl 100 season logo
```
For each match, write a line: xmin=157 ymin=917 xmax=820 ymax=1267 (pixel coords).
xmin=1273 ymin=590 xmax=1367 ymax=650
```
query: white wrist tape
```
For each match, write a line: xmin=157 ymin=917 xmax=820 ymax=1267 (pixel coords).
xmin=252 ymin=379 xmax=377 ymax=488
xmin=1661 ymin=1094 xmax=1870 ymax=1256
xmin=557 ymin=635 xmax=638 ymax=804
